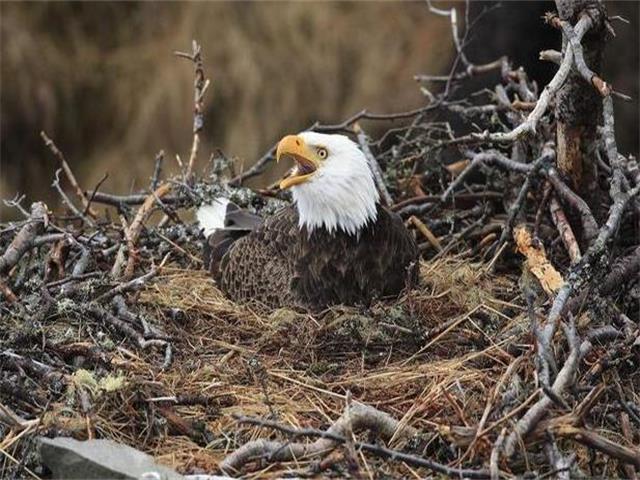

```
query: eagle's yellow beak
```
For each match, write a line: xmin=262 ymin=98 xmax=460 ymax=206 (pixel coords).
xmin=276 ymin=135 xmax=320 ymax=189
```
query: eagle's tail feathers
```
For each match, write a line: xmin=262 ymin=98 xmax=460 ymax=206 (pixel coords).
xmin=197 ymin=198 xmax=230 ymax=238
xmin=198 ymin=198 xmax=262 ymax=280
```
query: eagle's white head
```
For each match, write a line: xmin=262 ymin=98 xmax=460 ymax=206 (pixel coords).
xmin=276 ymin=131 xmax=380 ymax=236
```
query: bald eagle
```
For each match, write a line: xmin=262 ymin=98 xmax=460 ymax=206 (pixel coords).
xmin=197 ymin=132 xmax=418 ymax=309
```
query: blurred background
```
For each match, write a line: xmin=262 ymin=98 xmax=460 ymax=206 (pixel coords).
xmin=1 ymin=1 xmax=638 ymax=219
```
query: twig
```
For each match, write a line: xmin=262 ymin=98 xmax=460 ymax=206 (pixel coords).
xmin=491 ymin=146 xmax=554 ymax=260
xmin=2 ymin=194 xmax=30 ymax=218
xmin=599 ymin=246 xmax=640 ymax=296
xmin=52 ymin=169 xmax=95 ymax=226
xmin=87 ymin=305 xmax=166 ymax=350
xmin=342 ymin=391 xmax=360 ymax=476
xmin=543 ymin=433 xmax=574 ymax=480
xmin=466 ymin=357 xmax=524 ymax=460
xmin=620 ymin=412 xmax=638 ymax=479
xmin=228 ymin=144 xmax=277 ymax=186
xmin=461 ymin=14 xmax=593 ymax=144
xmin=0 ymin=202 xmax=48 ymax=275
xmin=549 ymin=197 xmax=581 ymax=263
xmin=504 ymin=318 xmax=580 ymax=457
xmin=41 ymin=131 xmax=96 ymax=217
xmin=0 ymin=279 xmax=18 ymax=303
xmin=85 ymin=191 xmax=184 ymax=207
xmin=222 ymin=403 xmax=416 ymax=471
xmin=0 ymin=403 xmax=32 ymax=429
xmin=553 ymin=425 xmax=640 ymax=468
xmin=490 ymin=428 xmax=506 ymax=480
xmin=82 ymin=172 xmax=109 ymax=218
xmin=542 ymin=167 xmax=598 ymax=245
xmin=535 ymin=176 xmax=639 ymax=359
xmin=223 ymin=406 xmax=493 ymax=478
xmin=409 ymin=215 xmax=442 ymax=252
xmin=151 ymin=151 xmax=164 ymax=190
xmin=415 ymin=57 xmax=509 ymax=84
xmin=559 ymin=15 xmax=610 ymax=96
xmin=540 ymin=49 xmax=562 ymax=65
xmin=111 ymin=183 xmax=171 ymax=279
xmin=441 ymin=150 xmax=532 ymax=202
xmin=112 ymin=294 xmax=170 ymax=341
xmin=98 ymin=254 xmax=168 ymax=303
xmin=425 ymin=0 xmax=470 ymax=69
xmin=174 ymin=40 xmax=208 ymax=183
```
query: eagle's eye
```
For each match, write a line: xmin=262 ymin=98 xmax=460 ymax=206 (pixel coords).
xmin=316 ymin=147 xmax=328 ymax=160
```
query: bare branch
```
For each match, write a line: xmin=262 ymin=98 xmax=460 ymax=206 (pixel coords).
xmin=41 ymin=131 xmax=96 ymax=217
xmin=222 ymin=405 xmax=493 ymax=478
xmin=0 ymin=202 xmax=48 ymax=275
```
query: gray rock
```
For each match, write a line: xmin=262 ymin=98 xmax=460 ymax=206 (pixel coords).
xmin=38 ymin=437 xmax=183 ymax=480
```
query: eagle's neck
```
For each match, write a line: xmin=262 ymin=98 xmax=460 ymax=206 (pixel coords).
xmin=292 ymin=164 xmax=380 ymax=236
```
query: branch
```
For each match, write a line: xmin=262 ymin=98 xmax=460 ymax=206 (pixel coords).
xmin=415 ymin=57 xmax=509 ymax=84
xmin=493 ymin=147 xmax=554 ymax=254
xmin=543 ymin=167 xmax=599 ymax=244
xmin=222 ymin=405 xmax=493 ymax=478
xmin=221 ymin=403 xmax=416 ymax=471
xmin=540 ymin=184 xmax=639 ymax=360
xmin=391 ymin=192 xmax=502 ymax=213
xmin=84 ymin=191 xmax=185 ymax=207
xmin=441 ymin=150 xmax=532 ymax=202
xmin=504 ymin=318 xmax=580 ymax=457
xmin=174 ymin=40 xmax=209 ymax=183
xmin=466 ymin=14 xmax=593 ymax=144
xmin=540 ymin=49 xmax=562 ymax=65
xmin=41 ymin=131 xmax=96 ymax=217
xmin=549 ymin=197 xmax=581 ymax=263
xmin=599 ymin=246 xmax=640 ymax=296
xmin=111 ymin=183 xmax=171 ymax=279
xmin=409 ymin=215 xmax=442 ymax=252
xmin=0 ymin=202 xmax=48 ymax=275
xmin=87 ymin=304 xmax=167 ymax=350
xmin=425 ymin=0 xmax=471 ymax=68
xmin=98 ymin=254 xmax=168 ymax=303
xmin=52 ymin=169 xmax=95 ymax=227
xmin=505 ymin=169 xmax=640 ymax=457
xmin=559 ymin=14 xmax=610 ymax=96
xmin=554 ymin=425 xmax=640 ymax=468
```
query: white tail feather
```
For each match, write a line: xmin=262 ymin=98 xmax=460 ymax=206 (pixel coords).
xmin=196 ymin=198 xmax=230 ymax=237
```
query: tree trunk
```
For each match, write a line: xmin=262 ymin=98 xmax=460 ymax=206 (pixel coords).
xmin=554 ymin=0 xmax=608 ymax=222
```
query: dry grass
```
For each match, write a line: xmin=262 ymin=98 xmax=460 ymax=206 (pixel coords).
xmin=31 ymin=256 xmax=527 ymax=477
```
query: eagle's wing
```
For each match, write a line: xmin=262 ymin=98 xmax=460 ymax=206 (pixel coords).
xmin=218 ymin=206 xmax=299 ymax=307
xmin=372 ymin=207 xmax=420 ymax=294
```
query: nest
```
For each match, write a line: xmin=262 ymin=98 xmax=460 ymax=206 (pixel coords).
xmin=3 ymin=256 xmax=527 ymax=478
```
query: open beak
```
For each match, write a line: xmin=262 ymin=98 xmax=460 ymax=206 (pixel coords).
xmin=276 ymin=135 xmax=320 ymax=189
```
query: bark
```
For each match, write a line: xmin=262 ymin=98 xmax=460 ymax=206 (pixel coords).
xmin=554 ymin=0 xmax=608 ymax=220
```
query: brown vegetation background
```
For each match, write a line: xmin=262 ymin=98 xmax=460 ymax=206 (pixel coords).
xmin=1 ymin=2 xmax=638 ymax=219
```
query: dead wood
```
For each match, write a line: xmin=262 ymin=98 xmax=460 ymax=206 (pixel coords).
xmin=221 ymin=403 xmax=418 ymax=472
xmin=0 ymin=202 xmax=48 ymax=275
xmin=223 ymin=405 xmax=494 ymax=479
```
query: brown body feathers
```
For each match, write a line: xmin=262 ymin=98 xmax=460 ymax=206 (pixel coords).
xmin=205 ymin=205 xmax=418 ymax=309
